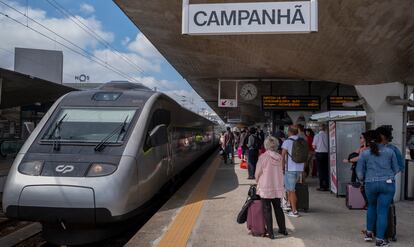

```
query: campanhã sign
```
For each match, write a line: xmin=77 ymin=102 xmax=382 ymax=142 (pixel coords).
xmin=182 ymin=0 xmax=318 ymax=35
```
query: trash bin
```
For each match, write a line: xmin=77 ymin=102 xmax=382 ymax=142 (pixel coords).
xmin=406 ymin=160 xmax=414 ymax=200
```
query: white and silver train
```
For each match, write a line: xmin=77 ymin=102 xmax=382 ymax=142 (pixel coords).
xmin=2 ymin=82 xmax=217 ymax=244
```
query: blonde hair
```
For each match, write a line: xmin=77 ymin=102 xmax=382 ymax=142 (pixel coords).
xmin=264 ymin=136 xmax=279 ymax=151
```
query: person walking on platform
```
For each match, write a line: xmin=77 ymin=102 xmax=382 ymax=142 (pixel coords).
xmin=305 ymin=128 xmax=317 ymax=177
xmin=247 ymin=127 xmax=260 ymax=179
xmin=239 ymin=128 xmax=249 ymax=161
xmin=224 ymin=127 xmax=235 ymax=164
xmin=357 ymin=130 xmax=400 ymax=247
xmin=281 ymin=125 xmax=305 ymax=218
xmin=255 ymin=136 xmax=288 ymax=239
xmin=313 ymin=124 xmax=330 ymax=191
xmin=376 ymin=126 xmax=405 ymax=173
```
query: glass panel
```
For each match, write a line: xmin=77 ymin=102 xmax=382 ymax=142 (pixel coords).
xmin=42 ymin=108 xmax=136 ymax=143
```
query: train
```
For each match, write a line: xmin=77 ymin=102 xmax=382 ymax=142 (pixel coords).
xmin=2 ymin=81 xmax=217 ymax=244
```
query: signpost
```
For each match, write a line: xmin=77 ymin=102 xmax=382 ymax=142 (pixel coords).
xmin=262 ymin=95 xmax=320 ymax=110
xmin=182 ymin=0 xmax=318 ymax=35
xmin=328 ymin=96 xmax=364 ymax=111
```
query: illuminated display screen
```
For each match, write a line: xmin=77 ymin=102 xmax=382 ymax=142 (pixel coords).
xmin=328 ymin=96 xmax=364 ymax=110
xmin=262 ymin=96 xmax=320 ymax=110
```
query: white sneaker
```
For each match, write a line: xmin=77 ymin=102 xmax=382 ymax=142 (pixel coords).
xmin=287 ymin=211 xmax=300 ymax=218
xmin=282 ymin=205 xmax=291 ymax=212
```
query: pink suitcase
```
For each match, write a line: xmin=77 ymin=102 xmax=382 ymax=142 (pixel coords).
xmin=346 ymin=183 xmax=365 ymax=209
xmin=247 ymin=200 xmax=266 ymax=236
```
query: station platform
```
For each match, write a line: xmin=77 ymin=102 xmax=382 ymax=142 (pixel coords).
xmin=126 ymin=152 xmax=414 ymax=247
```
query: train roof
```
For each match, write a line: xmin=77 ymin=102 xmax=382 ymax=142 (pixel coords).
xmin=60 ymin=88 xmax=157 ymax=108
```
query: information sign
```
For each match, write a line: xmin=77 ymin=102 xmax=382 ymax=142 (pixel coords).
xmin=262 ymin=95 xmax=320 ymax=110
xmin=182 ymin=0 xmax=318 ymax=35
xmin=328 ymin=96 xmax=364 ymax=111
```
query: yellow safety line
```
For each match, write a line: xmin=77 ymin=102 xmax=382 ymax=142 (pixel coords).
xmin=157 ymin=156 xmax=221 ymax=247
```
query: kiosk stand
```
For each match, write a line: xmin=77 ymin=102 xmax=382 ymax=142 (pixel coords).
xmin=329 ymin=121 xmax=365 ymax=196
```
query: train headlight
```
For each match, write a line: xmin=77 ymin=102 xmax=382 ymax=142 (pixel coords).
xmin=87 ymin=163 xmax=117 ymax=177
xmin=18 ymin=161 xmax=44 ymax=176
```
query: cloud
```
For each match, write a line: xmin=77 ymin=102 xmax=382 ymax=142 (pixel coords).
xmin=121 ymin=36 xmax=130 ymax=46
xmin=80 ymin=3 xmax=95 ymax=15
xmin=128 ymin=33 xmax=162 ymax=59
xmin=0 ymin=1 xmax=216 ymax=116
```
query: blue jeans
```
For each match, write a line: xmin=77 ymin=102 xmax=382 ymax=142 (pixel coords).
xmin=284 ymin=171 xmax=301 ymax=192
xmin=365 ymin=181 xmax=395 ymax=240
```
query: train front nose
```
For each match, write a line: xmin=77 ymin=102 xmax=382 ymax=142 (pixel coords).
xmin=6 ymin=185 xmax=97 ymax=224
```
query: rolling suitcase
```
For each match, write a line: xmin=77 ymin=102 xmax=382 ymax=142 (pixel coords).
xmin=346 ymin=183 xmax=365 ymax=209
xmin=295 ymin=183 xmax=309 ymax=212
xmin=386 ymin=203 xmax=397 ymax=241
xmin=375 ymin=204 xmax=397 ymax=241
xmin=246 ymin=200 xmax=266 ymax=236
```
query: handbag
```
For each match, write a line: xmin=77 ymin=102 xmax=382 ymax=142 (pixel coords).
xmin=240 ymin=160 xmax=247 ymax=169
xmin=237 ymin=146 xmax=243 ymax=159
xmin=236 ymin=184 xmax=260 ymax=224
xmin=248 ymin=184 xmax=260 ymax=200
xmin=236 ymin=197 xmax=252 ymax=224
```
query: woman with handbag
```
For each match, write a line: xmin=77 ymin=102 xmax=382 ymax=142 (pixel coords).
xmin=255 ymin=136 xmax=288 ymax=239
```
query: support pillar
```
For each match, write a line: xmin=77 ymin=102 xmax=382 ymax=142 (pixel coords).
xmin=355 ymin=82 xmax=408 ymax=201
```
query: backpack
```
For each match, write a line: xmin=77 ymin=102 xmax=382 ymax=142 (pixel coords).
xmin=251 ymin=134 xmax=260 ymax=150
xmin=243 ymin=133 xmax=250 ymax=148
xmin=288 ymin=137 xmax=309 ymax=163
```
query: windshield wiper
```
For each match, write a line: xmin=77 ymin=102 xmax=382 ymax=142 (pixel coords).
xmin=94 ymin=116 xmax=129 ymax=152
xmin=48 ymin=113 xmax=67 ymax=139
xmin=48 ymin=114 xmax=67 ymax=151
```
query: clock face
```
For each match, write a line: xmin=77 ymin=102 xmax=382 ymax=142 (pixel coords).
xmin=240 ymin=83 xmax=258 ymax=101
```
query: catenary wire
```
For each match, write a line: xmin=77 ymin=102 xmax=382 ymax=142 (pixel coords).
xmin=0 ymin=1 xmax=140 ymax=83
xmin=44 ymin=0 xmax=145 ymax=74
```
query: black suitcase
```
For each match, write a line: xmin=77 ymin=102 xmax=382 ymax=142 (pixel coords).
xmin=295 ymin=183 xmax=309 ymax=212
xmin=374 ymin=204 xmax=397 ymax=241
xmin=386 ymin=204 xmax=397 ymax=241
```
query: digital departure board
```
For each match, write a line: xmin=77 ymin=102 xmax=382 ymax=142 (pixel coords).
xmin=262 ymin=96 xmax=320 ymax=110
xmin=328 ymin=96 xmax=364 ymax=111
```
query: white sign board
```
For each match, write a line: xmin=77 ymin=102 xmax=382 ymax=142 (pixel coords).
xmin=182 ymin=0 xmax=318 ymax=35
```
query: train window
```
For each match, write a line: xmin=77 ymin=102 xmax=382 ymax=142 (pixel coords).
xmin=92 ymin=92 xmax=122 ymax=101
xmin=151 ymin=109 xmax=171 ymax=128
xmin=143 ymin=109 xmax=171 ymax=152
xmin=41 ymin=108 xmax=136 ymax=143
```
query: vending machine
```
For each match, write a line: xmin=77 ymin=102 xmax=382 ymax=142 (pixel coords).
xmin=329 ymin=121 xmax=365 ymax=196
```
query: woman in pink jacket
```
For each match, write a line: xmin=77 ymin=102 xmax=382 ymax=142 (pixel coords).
xmin=255 ymin=136 xmax=288 ymax=239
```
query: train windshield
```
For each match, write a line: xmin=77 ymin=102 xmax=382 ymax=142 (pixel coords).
xmin=42 ymin=108 xmax=136 ymax=143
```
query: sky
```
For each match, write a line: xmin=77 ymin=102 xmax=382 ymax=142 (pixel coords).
xmin=0 ymin=0 xmax=217 ymax=117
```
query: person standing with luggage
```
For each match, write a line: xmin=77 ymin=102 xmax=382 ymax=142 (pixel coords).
xmin=255 ymin=136 xmax=288 ymax=239
xmin=343 ymin=132 xmax=368 ymax=183
xmin=357 ymin=130 xmax=400 ymax=247
xmin=247 ymin=127 xmax=259 ymax=179
xmin=281 ymin=125 xmax=306 ymax=218
xmin=224 ymin=127 xmax=235 ymax=164
xmin=312 ymin=124 xmax=330 ymax=191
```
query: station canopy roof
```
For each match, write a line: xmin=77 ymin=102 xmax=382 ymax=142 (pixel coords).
xmin=115 ymin=0 xmax=414 ymax=124
xmin=0 ymin=68 xmax=75 ymax=109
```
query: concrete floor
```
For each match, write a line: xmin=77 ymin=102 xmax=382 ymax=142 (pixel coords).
xmin=188 ymin=158 xmax=413 ymax=247
xmin=127 ymin=155 xmax=414 ymax=247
